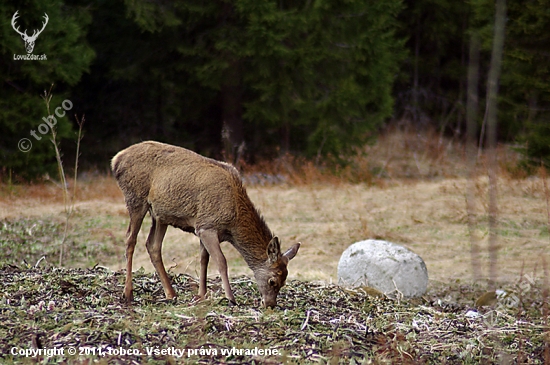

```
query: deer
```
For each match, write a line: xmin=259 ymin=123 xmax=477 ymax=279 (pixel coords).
xmin=11 ymin=11 xmax=49 ymax=54
xmin=111 ymin=141 xmax=300 ymax=308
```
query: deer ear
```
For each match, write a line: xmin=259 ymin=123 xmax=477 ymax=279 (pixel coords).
xmin=267 ymin=236 xmax=281 ymax=264
xmin=282 ymin=242 xmax=300 ymax=262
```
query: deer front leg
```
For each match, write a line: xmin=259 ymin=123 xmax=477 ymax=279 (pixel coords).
xmin=198 ymin=240 xmax=209 ymax=299
xmin=198 ymin=229 xmax=236 ymax=305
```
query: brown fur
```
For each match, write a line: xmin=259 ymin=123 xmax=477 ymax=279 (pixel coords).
xmin=111 ymin=141 xmax=300 ymax=307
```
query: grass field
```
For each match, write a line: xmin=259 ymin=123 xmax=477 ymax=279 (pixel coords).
xmin=1 ymin=130 xmax=549 ymax=363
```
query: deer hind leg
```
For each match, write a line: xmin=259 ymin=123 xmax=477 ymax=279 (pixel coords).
xmin=124 ymin=205 xmax=147 ymax=303
xmin=198 ymin=241 xmax=210 ymax=299
xmin=198 ymin=229 xmax=236 ymax=305
xmin=145 ymin=218 xmax=176 ymax=300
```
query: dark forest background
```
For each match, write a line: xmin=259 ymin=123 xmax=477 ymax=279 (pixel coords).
xmin=1 ymin=0 xmax=549 ymax=179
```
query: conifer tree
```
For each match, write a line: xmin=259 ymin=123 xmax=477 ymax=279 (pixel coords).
xmin=123 ymin=0 xmax=404 ymax=160
xmin=0 ymin=0 xmax=94 ymax=179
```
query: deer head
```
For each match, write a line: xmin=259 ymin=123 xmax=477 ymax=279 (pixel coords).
xmin=11 ymin=11 xmax=49 ymax=54
xmin=254 ymin=237 xmax=300 ymax=308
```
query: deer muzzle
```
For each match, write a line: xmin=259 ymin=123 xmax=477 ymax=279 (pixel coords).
xmin=262 ymin=294 xmax=277 ymax=308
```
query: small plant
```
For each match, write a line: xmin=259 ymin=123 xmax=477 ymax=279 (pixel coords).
xmin=41 ymin=85 xmax=85 ymax=266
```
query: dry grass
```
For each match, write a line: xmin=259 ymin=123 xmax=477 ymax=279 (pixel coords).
xmin=12 ymin=178 xmax=548 ymax=284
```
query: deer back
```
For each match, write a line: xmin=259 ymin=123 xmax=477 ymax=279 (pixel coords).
xmin=111 ymin=141 xmax=262 ymax=234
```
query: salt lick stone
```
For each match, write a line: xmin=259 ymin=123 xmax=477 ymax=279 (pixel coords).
xmin=337 ymin=239 xmax=428 ymax=298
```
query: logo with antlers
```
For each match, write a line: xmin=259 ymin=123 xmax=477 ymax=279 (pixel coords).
xmin=11 ymin=11 xmax=49 ymax=54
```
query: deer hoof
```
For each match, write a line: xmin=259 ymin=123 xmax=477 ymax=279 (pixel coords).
xmin=123 ymin=291 xmax=133 ymax=304
xmin=219 ymin=297 xmax=237 ymax=306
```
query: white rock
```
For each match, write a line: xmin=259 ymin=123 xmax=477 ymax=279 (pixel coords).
xmin=465 ymin=309 xmax=481 ymax=318
xmin=337 ymin=239 xmax=428 ymax=298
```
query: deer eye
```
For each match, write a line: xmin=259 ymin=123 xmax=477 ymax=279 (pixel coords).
xmin=268 ymin=278 xmax=277 ymax=287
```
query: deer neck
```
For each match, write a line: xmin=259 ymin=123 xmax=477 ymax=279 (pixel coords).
xmin=230 ymin=205 xmax=272 ymax=271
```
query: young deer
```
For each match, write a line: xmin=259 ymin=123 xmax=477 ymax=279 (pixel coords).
xmin=111 ymin=141 xmax=300 ymax=307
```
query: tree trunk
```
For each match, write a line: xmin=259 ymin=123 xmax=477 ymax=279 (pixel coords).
xmin=466 ymin=31 xmax=481 ymax=281
xmin=486 ymin=0 xmax=506 ymax=288
xmin=221 ymin=61 xmax=244 ymax=165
